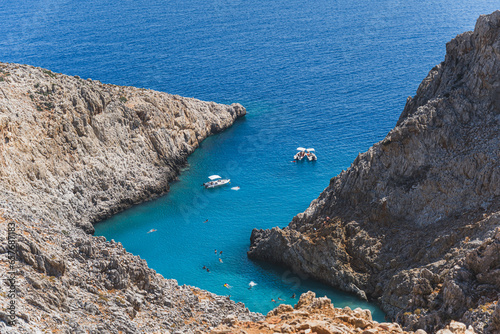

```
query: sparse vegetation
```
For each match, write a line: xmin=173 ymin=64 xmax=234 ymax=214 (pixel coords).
xmin=98 ymin=292 xmax=109 ymax=302
xmin=42 ymin=69 xmax=56 ymax=78
xmin=119 ymin=96 xmax=127 ymax=103
xmin=115 ymin=296 xmax=127 ymax=306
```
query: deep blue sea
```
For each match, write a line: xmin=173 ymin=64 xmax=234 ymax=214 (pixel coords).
xmin=2 ymin=0 xmax=498 ymax=321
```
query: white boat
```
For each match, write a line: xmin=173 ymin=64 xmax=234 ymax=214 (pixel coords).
xmin=306 ymin=148 xmax=317 ymax=161
xmin=203 ymin=175 xmax=230 ymax=188
xmin=294 ymin=147 xmax=306 ymax=161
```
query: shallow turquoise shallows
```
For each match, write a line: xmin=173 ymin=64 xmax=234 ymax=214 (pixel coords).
xmin=2 ymin=0 xmax=498 ymax=321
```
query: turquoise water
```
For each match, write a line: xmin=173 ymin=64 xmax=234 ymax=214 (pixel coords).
xmin=1 ymin=0 xmax=498 ymax=321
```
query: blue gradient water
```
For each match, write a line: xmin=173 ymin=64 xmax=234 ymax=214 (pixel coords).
xmin=2 ymin=0 xmax=498 ymax=321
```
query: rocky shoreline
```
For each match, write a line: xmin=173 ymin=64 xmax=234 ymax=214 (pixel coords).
xmin=0 ymin=10 xmax=499 ymax=334
xmin=0 ymin=62 xmax=246 ymax=234
xmin=0 ymin=62 xmax=426 ymax=334
xmin=248 ymin=11 xmax=500 ymax=334
xmin=0 ymin=61 xmax=444 ymax=334
xmin=0 ymin=62 xmax=265 ymax=333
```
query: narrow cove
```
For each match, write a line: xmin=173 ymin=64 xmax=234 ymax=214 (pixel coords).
xmin=94 ymin=112 xmax=386 ymax=321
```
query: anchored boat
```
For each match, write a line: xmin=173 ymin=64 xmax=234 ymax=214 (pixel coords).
xmin=294 ymin=147 xmax=306 ymax=161
xmin=306 ymin=148 xmax=317 ymax=161
xmin=203 ymin=175 xmax=230 ymax=189
xmin=294 ymin=147 xmax=317 ymax=161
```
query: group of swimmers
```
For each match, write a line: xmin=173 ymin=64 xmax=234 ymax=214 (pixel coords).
xmin=202 ymin=249 xmax=224 ymax=272
xmin=201 ymin=247 xmax=299 ymax=304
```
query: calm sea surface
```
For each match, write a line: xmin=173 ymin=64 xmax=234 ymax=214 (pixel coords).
xmin=1 ymin=0 xmax=498 ymax=320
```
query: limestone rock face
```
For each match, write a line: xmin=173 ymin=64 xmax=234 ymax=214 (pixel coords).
xmin=248 ymin=11 xmax=500 ymax=333
xmin=0 ymin=63 xmax=261 ymax=333
xmin=0 ymin=63 xmax=245 ymax=233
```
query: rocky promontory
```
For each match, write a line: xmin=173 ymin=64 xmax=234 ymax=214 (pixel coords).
xmin=0 ymin=62 xmax=263 ymax=333
xmin=248 ymin=11 xmax=500 ymax=333
xmin=0 ymin=63 xmax=245 ymax=234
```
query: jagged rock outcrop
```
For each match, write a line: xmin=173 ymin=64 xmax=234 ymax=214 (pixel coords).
xmin=212 ymin=291 xmax=412 ymax=334
xmin=212 ymin=291 xmax=476 ymax=334
xmin=248 ymin=11 xmax=500 ymax=334
xmin=0 ymin=63 xmax=262 ymax=333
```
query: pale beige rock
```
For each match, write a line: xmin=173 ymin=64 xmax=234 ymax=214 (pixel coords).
xmin=212 ymin=292 xmax=412 ymax=334
xmin=436 ymin=321 xmax=476 ymax=334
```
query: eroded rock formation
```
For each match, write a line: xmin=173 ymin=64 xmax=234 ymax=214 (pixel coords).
xmin=248 ymin=11 xmax=500 ymax=333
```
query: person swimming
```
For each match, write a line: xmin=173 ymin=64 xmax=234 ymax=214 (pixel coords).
xmin=219 ymin=258 xmax=223 ymax=263
xmin=291 ymin=293 xmax=296 ymax=299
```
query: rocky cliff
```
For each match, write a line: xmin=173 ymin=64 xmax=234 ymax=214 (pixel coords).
xmin=0 ymin=63 xmax=245 ymax=233
xmin=248 ymin=11 xmax=500 ymax=334
xmin=0 ymin=62 xmax=264 ymax=333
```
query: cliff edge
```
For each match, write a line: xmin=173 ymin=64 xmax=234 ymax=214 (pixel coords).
xmin=248 ymin=11 xmax=500 ymax=333
xmin=0 ymin=63 xmax=245 ymax=233
xmin=0 ymin=62 xmax=263 ymax=333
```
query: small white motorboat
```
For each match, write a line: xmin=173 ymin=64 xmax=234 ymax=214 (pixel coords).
xmin=294 ymin=147 xmax=306 ymax=161
xmin=306 ymin=148 xmax=317 ymax=161
xmin=203 ymin=175 xmax=230 ymax=189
